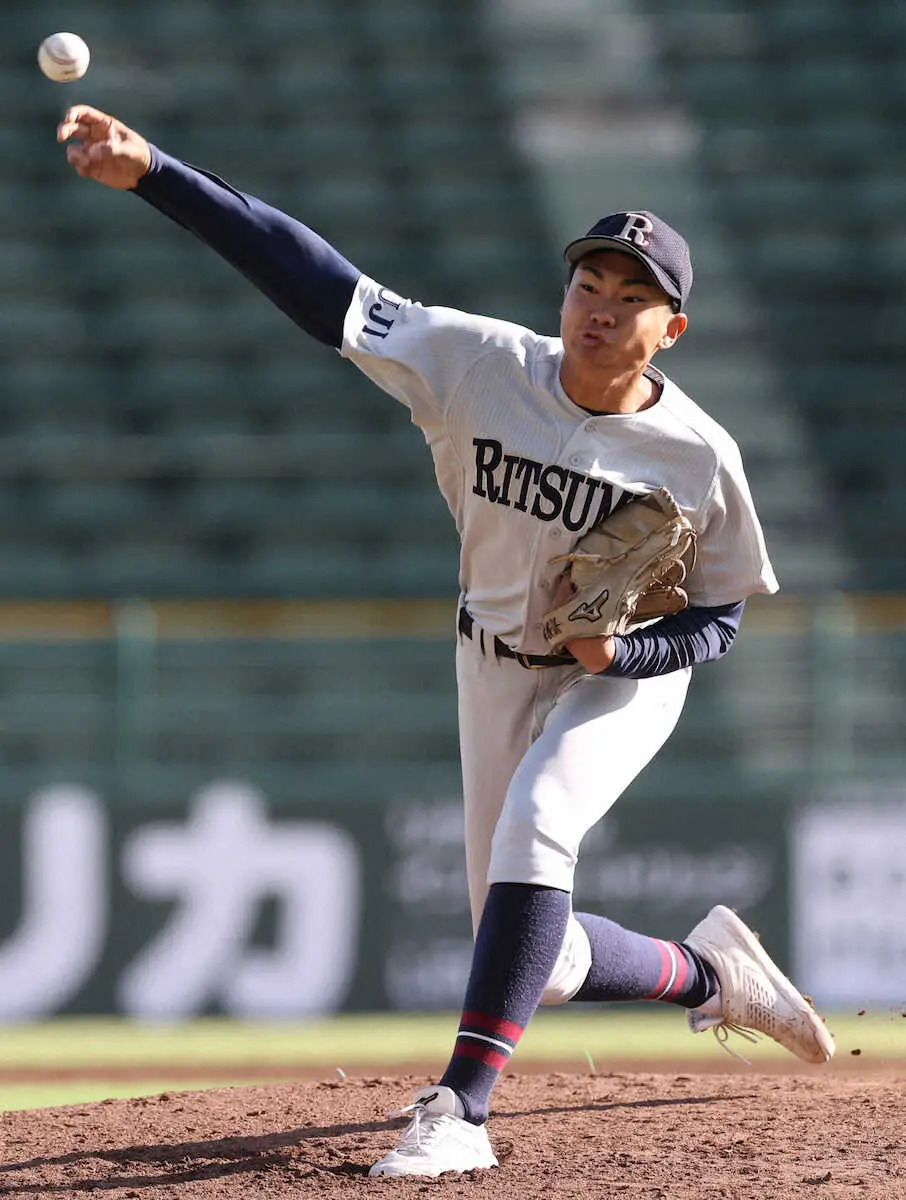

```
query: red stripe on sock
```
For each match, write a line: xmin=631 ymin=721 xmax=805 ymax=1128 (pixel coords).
xmin=460 ymin=1010 xmax=523 ymax=1043
xmin=665 ymin=942 xmax=689 ymax=999
xmin=453 ymin=1038 xmax=510 ymax=1072
xmin=645 ymin=939 xmax=675 ymax=1000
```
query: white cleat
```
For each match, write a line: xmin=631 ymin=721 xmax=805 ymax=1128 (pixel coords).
xmin=684 ymin=904 xmax=835 ymax=1065
xmin=368 ymin=1085 xmax=499 ymax=1178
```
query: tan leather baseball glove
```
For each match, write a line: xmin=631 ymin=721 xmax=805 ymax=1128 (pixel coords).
xmin=541 ymin=487 xmax=696 ymax=652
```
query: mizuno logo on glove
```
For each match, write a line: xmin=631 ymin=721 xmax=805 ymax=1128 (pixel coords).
xmin=540 ymin=486 xmax=696 ymax=653
xmin=569 ymin=589 xmax=610 ymax=623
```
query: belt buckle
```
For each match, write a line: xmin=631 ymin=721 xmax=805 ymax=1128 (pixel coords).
xmin=516 ymin=651 xmax=545 ymax=670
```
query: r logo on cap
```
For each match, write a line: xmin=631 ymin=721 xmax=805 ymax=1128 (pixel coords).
xmin=617 ymin=213 xmax=654 ymax=248
xmin=563 ymin=210 xmax=693 ymax=309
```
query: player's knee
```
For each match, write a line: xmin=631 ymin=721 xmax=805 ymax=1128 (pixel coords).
xmin=488 ymin=809 xmax=575 ymax=891
xmin=539 ymin=917 xmax=592 ymax=1005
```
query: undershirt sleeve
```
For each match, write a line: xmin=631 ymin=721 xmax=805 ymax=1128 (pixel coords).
xmin=603 ymin=600 xmax=745 ymax=678
xmin=133 ymin=146 xmax=360 ymax=348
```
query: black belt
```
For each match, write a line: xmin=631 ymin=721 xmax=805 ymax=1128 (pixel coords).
xmin=458 ymin=606 xmax=575 ymax=670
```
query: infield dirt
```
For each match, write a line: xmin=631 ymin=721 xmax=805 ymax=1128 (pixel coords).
xmin=0 ymin=1066 xmax=902 ymax=1199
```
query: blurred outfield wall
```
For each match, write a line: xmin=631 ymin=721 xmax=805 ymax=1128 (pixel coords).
xmin=0 ymin=594 xmax=903 ymax=1020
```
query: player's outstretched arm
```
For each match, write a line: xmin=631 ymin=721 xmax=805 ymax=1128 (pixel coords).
xmin=58 ymin=105 xmax=151 ymax=190
xmin=56 ymin=106 xmax=360 ymax=348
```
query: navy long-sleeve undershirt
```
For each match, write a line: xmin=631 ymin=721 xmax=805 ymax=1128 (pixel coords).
xmin=134 ymin=147 xmax=358 ymax=347
xmin=606 ymin=600 xmax=745 ymax=677
xmin=130 ymin=148 xmax=748 ymax=679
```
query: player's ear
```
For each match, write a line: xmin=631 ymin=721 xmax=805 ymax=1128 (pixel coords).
xmin=658 ymin=311 xmax=687 ymax=350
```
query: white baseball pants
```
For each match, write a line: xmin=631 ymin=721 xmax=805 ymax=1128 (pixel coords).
xmin=456 ymin=625 xmax=691 ymax=1003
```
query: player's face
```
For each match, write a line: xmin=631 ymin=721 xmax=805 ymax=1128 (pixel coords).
xmin=559 ymin=251 xmax=686 ymax=373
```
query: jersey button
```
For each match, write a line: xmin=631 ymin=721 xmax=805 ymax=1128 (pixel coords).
xmin=584 ymin=420 xmax=595 ymax=432
xmin=569 ymin=454 xmax=581 ymax=466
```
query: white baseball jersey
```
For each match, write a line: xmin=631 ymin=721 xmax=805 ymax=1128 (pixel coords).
xmin=342 ymin=274 xmax=780 ymax=1003
xmin=342 ymin=275 xmax=777 ymax=654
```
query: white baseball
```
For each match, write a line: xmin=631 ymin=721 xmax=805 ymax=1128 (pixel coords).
xmin=37 ymin=32 xmax=90 ymax=83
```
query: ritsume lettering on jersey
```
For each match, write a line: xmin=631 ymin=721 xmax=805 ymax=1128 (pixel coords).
xmin=471 ymin=438 xmax=629 ymax=529
xmin=343 ymin=273 xmax=775 ymax=653
xmin=58 ymin=105 xmax=833 ymax=1181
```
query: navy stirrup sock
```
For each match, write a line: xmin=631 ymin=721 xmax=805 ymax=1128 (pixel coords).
xmin=570 ymin=911 xmax=718 ymax=1007
xmin=440 ymin=882 xmax=570 ymax=1125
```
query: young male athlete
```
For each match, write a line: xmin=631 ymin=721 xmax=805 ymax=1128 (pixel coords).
xmin=58 ymin=106 xmax=834 ymax=1178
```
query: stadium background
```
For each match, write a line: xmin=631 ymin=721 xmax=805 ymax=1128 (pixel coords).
xmin=0 ymin=0 xmax=904 ymax=1037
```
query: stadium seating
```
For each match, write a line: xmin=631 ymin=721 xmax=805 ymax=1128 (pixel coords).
xmin=0 ymin=0 xmax=551 ymax=792
xmin=647 ymin=0 xmax=906 ymax=591
xmin=4 ymin=0 xmax=561 ymax=601
xmin=3 ymin=0 xmax=903 ymax=797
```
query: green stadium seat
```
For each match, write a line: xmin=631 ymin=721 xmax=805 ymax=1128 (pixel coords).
xmin=0 ymin=0 xmax=557 ymax=624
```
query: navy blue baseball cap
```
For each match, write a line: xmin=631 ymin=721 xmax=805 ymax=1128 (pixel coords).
xmin=563 ymin=211 xmax=693 ymax=310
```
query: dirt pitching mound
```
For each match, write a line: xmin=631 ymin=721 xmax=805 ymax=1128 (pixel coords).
xmin=0 ymin=1070 xmax=902 ymax=1199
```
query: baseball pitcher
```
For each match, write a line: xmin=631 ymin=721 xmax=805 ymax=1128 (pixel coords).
xmin=58 ymin=106 xmax=834 ymax=1179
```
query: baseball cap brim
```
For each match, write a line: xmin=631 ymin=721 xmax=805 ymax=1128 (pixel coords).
xmin=563 ymin=235 xmax=684 ymax=306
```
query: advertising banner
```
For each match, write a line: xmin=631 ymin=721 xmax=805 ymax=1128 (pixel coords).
xmin=792 ymin=786 xmax=906 ymax=1007
xmin=0 ymin=782 xmax=386 ymax=1019
xmin=0 ymin=783 xmax=791 ymax=1018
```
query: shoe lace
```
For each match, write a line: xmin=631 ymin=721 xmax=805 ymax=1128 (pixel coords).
xmin=711 ymin=1020 xmax=762 ymax=1065
xmin=387 ymin=1100 xmax=447 ymax=1151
